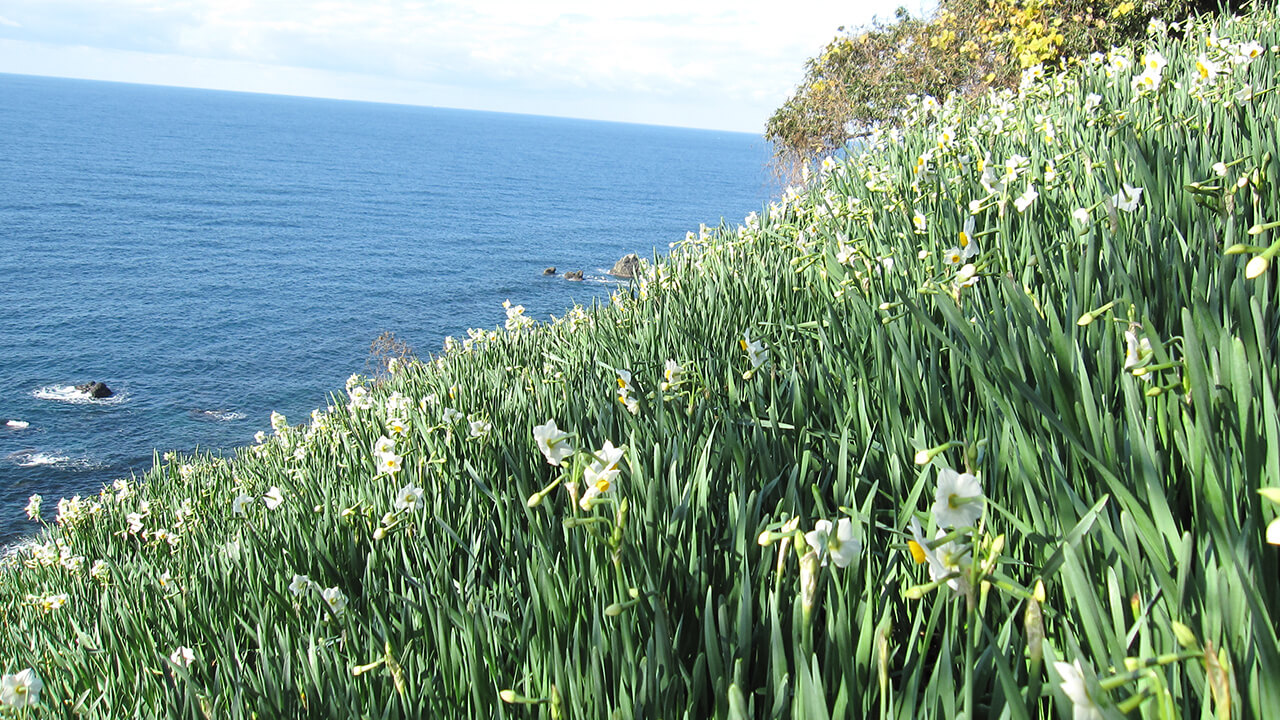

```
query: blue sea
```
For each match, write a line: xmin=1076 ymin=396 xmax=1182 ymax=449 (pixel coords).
xmin=0 ymin=73 xmax=773 ymax=542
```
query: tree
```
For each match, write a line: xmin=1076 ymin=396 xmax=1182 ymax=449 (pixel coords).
xmin=764 ymin=0 xmax=1233 ymax=173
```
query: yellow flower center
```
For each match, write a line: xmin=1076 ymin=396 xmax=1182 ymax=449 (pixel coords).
xmin=907 ymin=540 xmax=927 ymax=564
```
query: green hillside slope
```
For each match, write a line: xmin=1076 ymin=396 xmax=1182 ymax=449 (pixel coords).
xmin=4 ymin=8 xmax=1279 ymax=719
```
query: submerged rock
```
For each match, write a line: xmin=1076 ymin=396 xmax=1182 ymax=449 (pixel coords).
xmin=610 ymin=253 xmax=641 ymax=279
xmin=76 ymin=382 xmax=113 ymax=399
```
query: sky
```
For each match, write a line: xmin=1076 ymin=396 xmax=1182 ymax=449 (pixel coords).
xmin=0 ymin=1 xmax=932 ymax=133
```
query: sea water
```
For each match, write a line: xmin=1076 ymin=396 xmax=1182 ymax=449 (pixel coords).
xmin=0 ymin=73 xmax=773 ymax=542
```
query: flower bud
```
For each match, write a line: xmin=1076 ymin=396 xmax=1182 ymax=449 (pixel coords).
xmin=1024 ymin=597 xmax=1044 ymax=663
xmin=799 ymin=550 xmax=819 ymax=622
xmin=1171 ymin=621 xmax=1199 ymax=649
xmin=1246 ymin=254 xmax=1269 ymax=278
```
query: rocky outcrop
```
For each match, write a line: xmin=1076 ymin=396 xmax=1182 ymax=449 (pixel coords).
xmin=76 ymin=382 xmax=113 ymax=399
xmin=564 ymin=270 xmax=584 ymax=281
xmin=609 ymin=253 xmax=641 ymax=279
xmin=543 ymin=267 xmax=557 ymax=275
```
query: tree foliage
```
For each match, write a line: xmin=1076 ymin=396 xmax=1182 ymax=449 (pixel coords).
xmin=765 ymin=0 xmax=1248 ymax=172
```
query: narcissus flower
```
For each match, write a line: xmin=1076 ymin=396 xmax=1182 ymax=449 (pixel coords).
xmin=1142 ymin=50 xmax=1168 ymax=73
xmin=1196 ymin=54 xmax=1222 ymax=82
xmin=932 ymin=467 xmax=985 ymax=529
xmin=37 ymin=593 xmax=66 ymax=611
xmin=580 ymin=441 xmax=625 ymax=510
xmin=532 ymin=419 xmax=574 ymax=466
xmin=1123 ymin=329 xmax=1154 ymax=372
xmin=1235 ymin=40 xmax=1264 ymax=62
xmin=661 ymin=359 xmax=685 ymax=390
xmin=348 ymin=386 xmax=373 ymax=410
xmin=262 ymin=487 xmax=284 ymax=510
xmin=0 ymin=668 xmax=43 ymax=708
xmin=1014 ymin=184 xmax=1039 ymax=213
xmin=958 ymin=216 xmax=979 ymax=260
xmin=616 ymin=369 xmax=633 ymax=395
xmin=1111 ymin=184 xmax=1144 ymax=212
xmin=955 ymin=263 xmax=979 ymax=288
xmin=386 ymin=417 xmax=409 ymax=438
xmin=912 ymin=211 xmax=928 ymax=233
xmin=836 ymin=241 xmax=856 ymax=265
xmin=804 ymin=518 xmax=861 ymax=568
xmin=740 ymin=331 xmax=767 ymax=370
xmin=503 ymin=299 xmax=533 ymax=331
xmin=384 ymin=392 xmax=409 ymax=415
xmin=1054 ymin=659 xmax=1105 ymax=720
xmin=393 ymin=483 xmax=424 ymax=512
xmin=170 ymin=646 xmax=195 ymax=669
xmin=289 ymin=574 xmax=314 ymax=597
xmin=232 ymin=493 xmax=253 ymax=516
xmin=1132 ymin=68 xmax=1163 ymax=93
xmin=24 ymin=494 xmax=41 ymax=521
xmin=322 ymin=587 xmax=348 ymax=618
xmin=373 ymin=435 xmax=396 ymax=457
xmin=908 ymin=518 xmax=972 ymax=595
xmin=376 ymin=452 xmax=404 ymax=475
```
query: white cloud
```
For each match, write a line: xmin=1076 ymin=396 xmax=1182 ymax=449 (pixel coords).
xmin=0 ymin=0 xmax=931 ymax=130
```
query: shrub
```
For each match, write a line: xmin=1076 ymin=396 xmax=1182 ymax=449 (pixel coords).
xmin=763 ymin=0 xmax=1238 ymax=172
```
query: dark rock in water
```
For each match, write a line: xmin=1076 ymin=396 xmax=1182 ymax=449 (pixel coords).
xmin=543 ymin=267 xmax=557 ymax=275
xmin=564 ymin=270 xmax=584 ymax=281
xmin=609 ymin=253 xmax=641 ymax=279
xmin=76 ymin=382 xmax=113 ymax=399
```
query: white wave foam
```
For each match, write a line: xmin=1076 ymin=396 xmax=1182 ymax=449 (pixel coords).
xmin=9 ymin=450 xmax=71 ymax=467
xmin=196 ymin=409 xmax=246 ymax=422
xmin=5 ymin=420 xmax=29 ymax=429
xmin=6 ymin=449 xmax=101 ymax=470
xmin=32 ymin=384 xmax=126 ymax=405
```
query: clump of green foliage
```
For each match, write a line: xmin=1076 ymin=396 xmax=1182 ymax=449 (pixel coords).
xmin=764 ymin=0 xmax=1251 ymax=172
xmin=3 ymin=7 xmax=1280 ymax=718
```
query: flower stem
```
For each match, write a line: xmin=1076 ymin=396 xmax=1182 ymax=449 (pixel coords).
xmin=964 ymin=591 xmax=977 ymax=719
